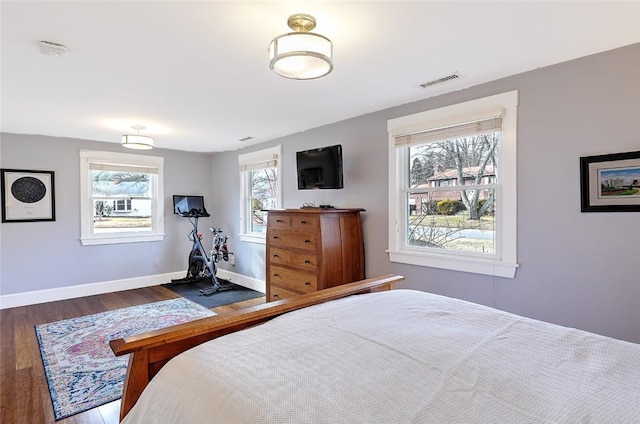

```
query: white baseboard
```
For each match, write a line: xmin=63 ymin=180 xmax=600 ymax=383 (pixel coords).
xmin=216 ymin=268 xmax=266 ymax=294
xmin=0 ymin=270 xmax=265 ymax=310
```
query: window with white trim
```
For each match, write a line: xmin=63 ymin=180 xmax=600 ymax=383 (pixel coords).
xmin=80 ymin=150 xmax=165 ymax=246
xmin=239 ymin=146 xmax=282 ymax=244
xmin=388 ymin=91 xmax=518 ymax=278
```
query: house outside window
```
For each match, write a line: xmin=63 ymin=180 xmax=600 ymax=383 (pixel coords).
xmin=80 ymin=150 xmax=164 ymax=246
xmin=238 ymin=146 xmax=282 ymax=244
xmin=388 ymin=91 xmax=518 ymax=278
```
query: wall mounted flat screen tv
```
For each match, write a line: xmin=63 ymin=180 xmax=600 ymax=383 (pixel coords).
xmin=296 ymin=144 xmax=344 ymax=190
xmin=172 ymin=195 xmax=208 ymax=216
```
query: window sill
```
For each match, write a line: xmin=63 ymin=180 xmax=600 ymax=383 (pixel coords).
xmin=80 ymin=233 xmax=165 ymax=246
xmin=239 ymin=233 xmax=267 ymax=245
xmin=387 ymin=249 xmax=518 ymax=278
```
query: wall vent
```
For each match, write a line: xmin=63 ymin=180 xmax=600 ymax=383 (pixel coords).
xmin=419 ymin=72 xmax=462 ymax=89
xmin=238 ymin=136 xmax=255 ymax=142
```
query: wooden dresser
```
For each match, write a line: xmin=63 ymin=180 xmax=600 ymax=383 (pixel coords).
xmin=265 ymin=208 xmax=365 ymax=302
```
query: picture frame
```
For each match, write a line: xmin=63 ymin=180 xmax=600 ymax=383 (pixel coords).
xmin=580 ymin=151 xmax=640 ymax=212
xmin=1 ymin=169 xmax=56 ymax=222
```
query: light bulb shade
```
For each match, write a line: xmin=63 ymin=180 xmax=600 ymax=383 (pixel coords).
xmin=121 ymin=134 xmax=154 ymax=150
xmin=269 ymin=32 xmax=333 ymax=80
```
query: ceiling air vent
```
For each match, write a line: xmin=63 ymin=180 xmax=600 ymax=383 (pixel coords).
xmin=419 ymin=72 xmax=462 ymax=89
xmin=238 ymin=136 xmax=255 ymax=142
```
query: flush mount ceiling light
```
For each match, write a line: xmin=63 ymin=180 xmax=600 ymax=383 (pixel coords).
xmin=269 ymin=14 xmax=333 ymax=80
xmin=121 ymin=125 xmax=154 ymax=150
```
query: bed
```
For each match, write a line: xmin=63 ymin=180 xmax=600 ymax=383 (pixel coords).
xmin=110 ymin=274 xmax=640 ymax=423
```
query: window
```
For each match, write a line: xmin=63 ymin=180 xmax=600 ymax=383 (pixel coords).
xmin=112 ymin=199 xmax=132 ymax=212
xmin=80 ymin=150 xmax=165 ymax=246
xmin=387 ymin=91 xmax=518 ymax=278
xmin=239 ymin=146 xmax=282 ymax=244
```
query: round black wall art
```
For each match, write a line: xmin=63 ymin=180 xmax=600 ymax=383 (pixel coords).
xmin=1 ymin=169 xmax=55 ymax=222
xmin=11 ymin=176 xmax=47 ymax=203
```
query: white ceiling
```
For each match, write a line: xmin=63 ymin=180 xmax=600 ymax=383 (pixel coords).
xmin=1 ymin=1 xmax=639 ymax=153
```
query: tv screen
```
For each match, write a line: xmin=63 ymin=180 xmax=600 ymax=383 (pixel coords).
xmin=172 ymin=195 xmax=208 ymax=216
xmin=296 ymin=144 xmax=344 ymax=190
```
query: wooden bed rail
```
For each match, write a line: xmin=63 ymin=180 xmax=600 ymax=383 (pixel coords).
xmin=109 ymin=274 xmax=404 ymax=421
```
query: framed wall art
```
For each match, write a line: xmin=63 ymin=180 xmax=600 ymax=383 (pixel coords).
xmin=1 ymin=169 xmax=56 ymax=222
xmin=580 ymin=151 xmax=640 ymax=212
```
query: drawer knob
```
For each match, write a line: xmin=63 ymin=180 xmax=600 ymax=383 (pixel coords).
xmin=273 ymin=294 xmax=279 ymax=299
xmin=276 ymin=219 xmax=284 ymax=223
xmin=304 ymin=260 xmax=310 ymax=264
xmin=304 ymin=282 xmax=311 ymax=286
xmin=300 ymin=220 xmax=307 ymax=224
xmin=273 ymin=273 xmax=279 ymax=277
xmin=273 ymin=254 xmax=280 ymax=258
xmin=304 ymin=239 xmax=310 ymax=243
xmin=273 ymin=235 xmax=279 ymax=239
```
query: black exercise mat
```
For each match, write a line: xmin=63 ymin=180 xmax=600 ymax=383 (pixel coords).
xmin=162 ymin=278 xmax=264 ymax=309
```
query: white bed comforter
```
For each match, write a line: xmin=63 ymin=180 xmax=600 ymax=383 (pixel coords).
xmin=122 ymin=290 xmax=640 ymax=423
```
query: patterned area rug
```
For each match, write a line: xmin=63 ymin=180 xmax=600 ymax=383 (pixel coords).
xmin=35 ymin=298 xmax=215 ymax=420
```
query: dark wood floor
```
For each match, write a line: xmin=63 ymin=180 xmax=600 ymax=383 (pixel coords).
xmin=0 ymin=285 xmax=265 ymax=424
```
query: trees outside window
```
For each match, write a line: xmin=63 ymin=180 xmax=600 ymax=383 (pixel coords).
xmin=239 ymin=146 xmax=282 ymax=244
xmin=248 ymin=167 xmax=278 ymax=234
xmin=408 ymin=132 xmax=499 ymax=254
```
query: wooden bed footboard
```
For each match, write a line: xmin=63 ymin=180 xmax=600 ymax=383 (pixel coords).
xmin=109 ymin=274 xmax=404 ymax=421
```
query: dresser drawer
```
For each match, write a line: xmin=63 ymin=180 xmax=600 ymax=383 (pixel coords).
xmin=269 ymin=265 xmax=317 ymax=292
xmin=269 ymin=231 xmax=317 ymax=251
xmin=269 ymin=214 xmax=291 ymax=228
xmin=291 ymin=215 xmax=320 ymax=231
xmin=269 ymin=247 xmax=317 ymax=271
xmin=269 ymin=285 xmax=302 ymax=302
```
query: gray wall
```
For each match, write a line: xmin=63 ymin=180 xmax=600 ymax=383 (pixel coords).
xmin=216 ymin=43 xmax=640 ymax=343
xmin=0 ymin=134 xmax=216 ymax=293
xmin=1 ymin=44 xmax=638 ymax=343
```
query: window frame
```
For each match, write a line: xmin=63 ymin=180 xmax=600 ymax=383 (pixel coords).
xmin=238 ymin=145 xmax=282 ymax=244
xmin=79 ymin=150 xmax=165 ymax=246
xmin=387 ymin=91 xmax=518 ymax=278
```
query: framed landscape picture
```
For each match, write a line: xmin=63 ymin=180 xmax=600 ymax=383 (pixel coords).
xmin=580 ymin=151 xmax=640 ymax=212
xmin=1 ymin=169 xmax=56 ymax=222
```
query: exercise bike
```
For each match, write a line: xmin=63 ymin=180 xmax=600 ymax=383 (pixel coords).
xmin=171 ymin=206 xmax=233 ymax=296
